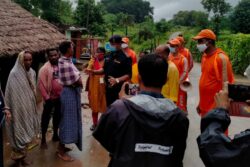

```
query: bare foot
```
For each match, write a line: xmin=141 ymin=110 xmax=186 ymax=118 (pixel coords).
xmin=57 ymin=152 xmax=74 ymax=162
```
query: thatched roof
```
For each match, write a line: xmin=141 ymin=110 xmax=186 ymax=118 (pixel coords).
xmin=0 ymin=0 xmax=66 ymax=57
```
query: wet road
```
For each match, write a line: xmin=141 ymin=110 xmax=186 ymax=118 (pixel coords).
xmin=3 ymin=62 xmax=250 ymax=167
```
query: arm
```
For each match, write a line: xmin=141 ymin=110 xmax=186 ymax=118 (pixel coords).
xmin=188 ymin=51 xmax=193 ymax=72
xmin=180 ymin=57 xmax=188 ymax=82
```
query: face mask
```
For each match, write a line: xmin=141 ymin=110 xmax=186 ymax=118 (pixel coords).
xmin=121 ymin=43 xmax=128 ymax=49
xmin=110 ymin=45 xmax=116 ymax=52
xmin=169 ymin=46 xmax=176 ymax=53
xmin=197 ymin=44 xmax=208 ymax=52
xmin=97 ymin=53 xmax=104 ymax=60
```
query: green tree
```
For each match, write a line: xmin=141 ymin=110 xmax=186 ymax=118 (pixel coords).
xmin=74 ymin=0 xmax=106 ymax=36
xmin=201 ymin=0 xmax=231 ymax=35
xmin=14 ymin=0 xmax=41 ymax=16
xmin=155 ymin=19 xmax=172 ymax=33
xmin=117 ymin=13 xmax=134 ymax=36
xmin=101 ymin=0 xmax=153 ymax=23
xmin=58 ymin=0 xmax=75 ymax=25
xmin=172 ymin=10 xmax=209 ymax=28
xmin=230 ymin=0 xmax=250 ymax=33
xmin=40 ymin=0 xmax=61 ymax=24
xmin=103 ymin=13 xmax=118 ymax=35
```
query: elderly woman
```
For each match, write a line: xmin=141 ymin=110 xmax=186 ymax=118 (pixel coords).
xmin=5 ymin=51 xmax=39 ymax=166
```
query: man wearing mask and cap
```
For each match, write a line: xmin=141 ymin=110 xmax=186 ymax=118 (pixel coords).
xmin=121 ymin=37 xmax=137 ymax=65
xmin=192 ymin=29 xmax=234 ymax=119
xmin=92 ymin=35 xmax=132 ymax=107
xmin=168 ymin=38 xmax=189 ymax=112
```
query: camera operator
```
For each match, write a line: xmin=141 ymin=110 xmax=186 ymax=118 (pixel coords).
xmin=197 ymin=87 xmax=250 ymax=167
xmin=93 ymin=54 xmax=189 ymax=167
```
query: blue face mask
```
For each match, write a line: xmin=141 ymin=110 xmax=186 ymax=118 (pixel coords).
xmin=110 ymin=45 xmax=117 ymax=52
xmin=169 ymin=46 xmax=176 ymax=53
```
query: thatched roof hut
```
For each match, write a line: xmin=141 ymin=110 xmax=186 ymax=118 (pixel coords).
xmin=0 ymin=0 xmax=66 ymax=91
xmin=0 ymin=0 xmax=65 ymax=57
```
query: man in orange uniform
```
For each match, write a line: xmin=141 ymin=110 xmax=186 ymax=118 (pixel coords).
xmin=122 ymin=37 xmax=137 ymax=65
xmin=168 ymin=38 xmax=188 ymax=112
xmin=176 ymin=36 xmax=193 ymax=72
xmin=193 ymin=29 xmax=234 ymax=118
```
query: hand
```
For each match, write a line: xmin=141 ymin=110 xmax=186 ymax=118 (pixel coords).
xmin=84 ymin=69 xmax=93 ymax=75
xmin=214 ymin=90 xmax=230 ymax=110
xmin=119 ymin=82 xmax=131 ymax=99
xmin=4 ymin=109 xmax=11 ymax=124
xmin=108 ymin=76 xmax=118 ymax=87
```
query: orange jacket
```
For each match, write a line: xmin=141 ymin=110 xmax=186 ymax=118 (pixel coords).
xmin=199 ymin=48 xmax=234 ymax=115
xmin=169 ymin=53 xmax=188 ymax=82
xmin=124 ymin=48 xmax=137 ymax=65
xmin=179 ymin=47 xmax=193 ymax=72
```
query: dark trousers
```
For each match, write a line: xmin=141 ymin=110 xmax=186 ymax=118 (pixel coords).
xmin=41 ymin=98 xmax=61 ymax=141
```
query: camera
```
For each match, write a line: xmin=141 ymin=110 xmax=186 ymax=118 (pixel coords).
xmin=228 ymin=83 xmax=250 ymax=117
xmin=228 ymin=83 xmax=250 ymax=102
xmin=125 ymin=84 xmax=140 ymax=96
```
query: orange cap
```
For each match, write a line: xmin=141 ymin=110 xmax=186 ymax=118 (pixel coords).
xmin=176 ymin=36 xmax=185 ymax=44
xmin=168 ymin=38 xmax=181 ymax=46
xmin=192 ymin=29 xmax=216 ymax=40
xmin=122 ymin=37 xmax=129 ymax=44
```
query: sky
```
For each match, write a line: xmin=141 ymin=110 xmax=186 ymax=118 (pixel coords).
xmin=149 ymin=0 xmax=240 ymax=21
xmin=71 ymin=0 xmax=240 ymax=21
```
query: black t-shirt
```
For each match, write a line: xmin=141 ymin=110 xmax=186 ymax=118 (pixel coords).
xmin=103 ymin=50 xmax=132 ymax=87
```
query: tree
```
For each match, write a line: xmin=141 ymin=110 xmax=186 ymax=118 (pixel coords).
xmin=155 ymin=19 xmax=172 ymax=33
xmin=101 ymin=0 xmax=153 ymax=23
xmin=14 ymin=0 xmax=74 ymax=25
xmin=117 ymin=13 xmax=134 ymax=36
xmin=103 ymin=13 xmax=118 ymax=35
xmin=58 ymin=0 xmax=75 ymax=25
xmin=14 ymin=0 xmax=41 ymax=16
xmin=230 ymin=0 xmax=250 ymax=33
xmin=74 ymin=0 xmax=106 ymax=36
xmin=172 ymin=10 xmax=209 ymax=28
xmin=201 ymin=0 xmax=231 ymax=35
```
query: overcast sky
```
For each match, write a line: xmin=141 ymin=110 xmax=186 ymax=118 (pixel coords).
xmin=150 ymin=0 xmax=240 ymax=21
xmin=71 ymin=0 xmax=240 ymax=21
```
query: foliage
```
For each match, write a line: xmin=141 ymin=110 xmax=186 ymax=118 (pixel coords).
xmin=101 ymin=0 xmax=153 ymax=23
xmin=103 ymin=13 xmax=118 ymax=35
xmin=40 ymin=0 xmax=61 ymax=24
xmin=14 ymin=0 xmax=74 ymax=25
xmin=155 ymin=19 xmax=173 ymax=33
xmin=74 ymin=0 xmax=106 ymax=36
xmin=117 ymin=13 xmax=134 ymax=36
xmin=230 ymin=0 xmax=250 ymax=34
xmin=201 ymin=0 xmax=231 ymax=35
xmin=14 ymin=0 xmax=41 ymax=16
xmin=172 ymin=10 xmax=209 ymax=28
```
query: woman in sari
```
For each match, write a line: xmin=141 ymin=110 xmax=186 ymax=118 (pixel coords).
xmin=5 ymin=51 xmax=39 ymax=166
xmin=85 ymin=47 xmax=107 ymax=131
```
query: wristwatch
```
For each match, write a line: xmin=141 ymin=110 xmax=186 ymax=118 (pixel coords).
xmin=115 ymin=78 xmax=120 ymax=84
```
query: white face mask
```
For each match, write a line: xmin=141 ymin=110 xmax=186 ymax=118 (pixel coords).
xmin=197 ymin=44 xmax=208 ymax=52
xmin=121 ymin=43 xmax=128 ymax=49
xmin=169 ymin=46 xmax=176 ymax=53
